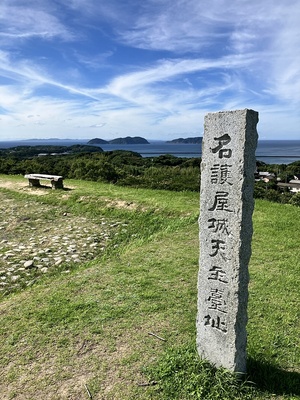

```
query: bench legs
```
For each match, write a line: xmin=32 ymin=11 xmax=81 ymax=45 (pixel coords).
xmin=51 ymin=179 xmax=64 ymax=189
xmin=28 ymin=178 xmax=41 ymax=187
xmin=28 ymin=178 xmax=64 ymax=189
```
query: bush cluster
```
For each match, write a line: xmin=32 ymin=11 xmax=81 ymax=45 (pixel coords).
xmin=0 ymin=146 xmax=299 ymax=205
xmin=0 ymin=147 xmax=200 ymax=192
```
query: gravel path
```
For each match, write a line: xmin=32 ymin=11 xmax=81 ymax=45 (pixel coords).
xmin=0 ymin=191 xmax=125 ymax=295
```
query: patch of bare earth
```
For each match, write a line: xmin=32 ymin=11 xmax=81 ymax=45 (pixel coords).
xmin=0 ymin=177 xmax=76 ymax=196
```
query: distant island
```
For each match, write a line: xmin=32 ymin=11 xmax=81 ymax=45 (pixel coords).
xmin=87 ymin=138 xmax=109 ymax=144
xmin=87 ymin=136 xmax=149 ymax=145
xmin=166 ymin=137 xmax=203 ymax=144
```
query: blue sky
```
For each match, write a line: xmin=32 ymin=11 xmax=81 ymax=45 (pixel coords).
xmin=0 ymin=0 xmax=299 ymax=141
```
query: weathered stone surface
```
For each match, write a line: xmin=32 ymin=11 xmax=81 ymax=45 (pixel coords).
xmin=197 ymin=109 xmax=258 ymax=373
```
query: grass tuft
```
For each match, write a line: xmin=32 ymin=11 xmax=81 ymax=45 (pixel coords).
xmin=144 ymin=343 xmax=257 ymax=399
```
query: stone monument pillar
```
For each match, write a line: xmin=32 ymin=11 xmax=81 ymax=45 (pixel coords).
xmin=196 ymin=109 xmax=258 ymax=373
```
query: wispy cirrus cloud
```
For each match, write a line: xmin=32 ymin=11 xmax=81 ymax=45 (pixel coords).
xmin=73 ymin=50 xmax=115 ymax=70
xmin=98 ymin=55 xmax=258 ymax=112
xmin=0 ymin=1 xmax=75 ymax=45
xmin=89 ymin=123 xmax=106 ymax=129
xmin=114 ymin=0 xmax=295 ymax=55
xmin=0 ymin=50 xmax=100 ymax=100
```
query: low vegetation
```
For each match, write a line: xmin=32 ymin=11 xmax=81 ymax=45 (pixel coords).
xmin=0 ymin=175 xmax=299 ymax=399
xmin=1 ymin=146 xmax=299 ymax=204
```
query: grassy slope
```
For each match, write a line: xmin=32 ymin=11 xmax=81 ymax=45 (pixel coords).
xmin=0 ymin=175 xmax=299 ymax=399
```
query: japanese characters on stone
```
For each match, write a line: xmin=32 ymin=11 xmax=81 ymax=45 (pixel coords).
xmin=204 ymin=134 xmax=233 ymax=334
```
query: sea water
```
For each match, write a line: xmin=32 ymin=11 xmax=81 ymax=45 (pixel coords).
xmin=0 ymin=139 xmax=299 ymax=164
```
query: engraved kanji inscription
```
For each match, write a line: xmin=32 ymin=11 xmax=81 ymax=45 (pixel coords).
xmin=208 ymin=191 xmax=233 ymax=212
xmin=204 ymin=314 xmax=228 ymax=333
xmin=210 ymin=164 xmax=233 ymax=185
xmin=208 ymin=218 xmax=231 ymax=235
xmin=209 ymin=239 xmax=229 ymax=260
xmin=208 ymin=265 xmax=228 ymax=283
xmin=211 ymin=134 xmax=232 ymax=158
xmin=207 ymin=288 xmax=227 ymax=313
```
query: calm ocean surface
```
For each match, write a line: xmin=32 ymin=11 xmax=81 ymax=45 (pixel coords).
xmin=0 ymin=139 xmax=300 ymax=164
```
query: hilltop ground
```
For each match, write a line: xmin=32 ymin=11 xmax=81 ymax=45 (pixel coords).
xmin=0 ymin=175 xmax=299 ymax=399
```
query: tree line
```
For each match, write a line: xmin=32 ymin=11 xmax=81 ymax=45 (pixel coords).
xmin=0 ymin=145 xmax=299 ymax=206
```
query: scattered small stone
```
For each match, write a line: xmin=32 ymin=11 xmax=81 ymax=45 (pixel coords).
xmin=4 ymin=252 xmax=14 ymax=258
xmin=24 ymin=260 xmax=34 ymax=269
xmin=0 ymin=192 xmax=122 ymax=295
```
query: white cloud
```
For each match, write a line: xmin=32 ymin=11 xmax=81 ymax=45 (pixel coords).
xmin=0 ymin=2 xmax=74 ymax=45
xmin=0 ymin=50 xmax=100 ymax=101
xmin=77 ymin=52 xmax=114 ymax=69
xmin=89 ymin=123 xmax=106 ymax=128
xmin=96 ymin=55 xmax=256 ymax=114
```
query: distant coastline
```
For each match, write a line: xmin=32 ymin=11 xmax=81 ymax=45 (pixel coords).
xmin=0 ymin=138 xmax=300 ymax=164
xmin=18 ymin=136 xmax=202 ymax=144
xmin=21 ymin=138 xmax=75 ymax=141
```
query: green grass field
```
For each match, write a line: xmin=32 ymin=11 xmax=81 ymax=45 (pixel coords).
xmin=0 ymin=175 xmax=299 ymax=399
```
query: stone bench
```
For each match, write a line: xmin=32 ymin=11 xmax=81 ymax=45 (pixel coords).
xmin=24 ymin=174 xmax=64 ymax=189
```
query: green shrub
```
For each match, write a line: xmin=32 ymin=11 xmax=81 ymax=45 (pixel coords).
xmin=289 ymin=192 xmax=300 ymax=207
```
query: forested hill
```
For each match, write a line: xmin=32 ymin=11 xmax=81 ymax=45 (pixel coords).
xmin=167 ymin=137 xmax=202 ymax=144
xmin=0 ymin=144 xmax=103 ymax=158
xmin=87 ymin=136 xmax=149 ymax=145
